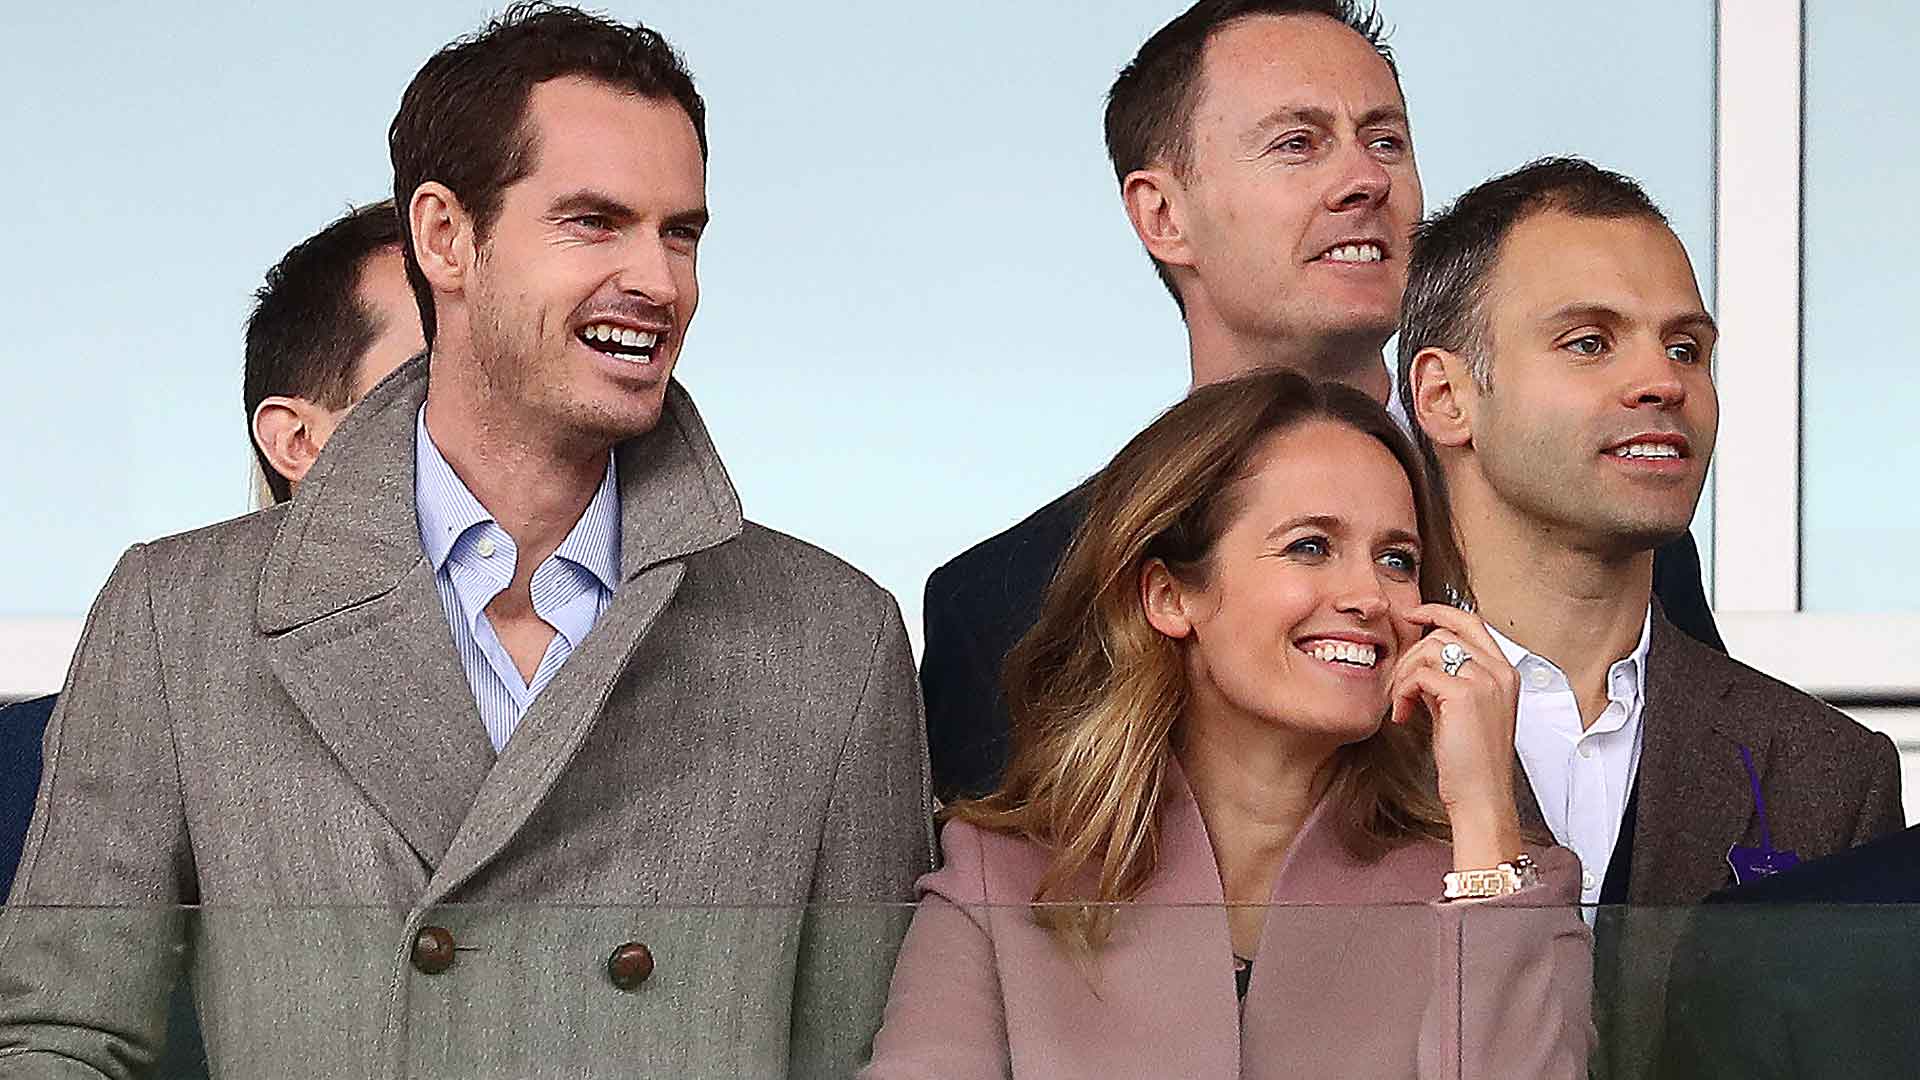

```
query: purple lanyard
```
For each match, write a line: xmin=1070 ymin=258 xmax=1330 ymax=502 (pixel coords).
xmin=1726 ymin=744 xmax=1800 ymax=885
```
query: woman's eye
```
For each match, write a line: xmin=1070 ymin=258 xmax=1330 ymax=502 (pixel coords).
xmin=1379 ymin=549 xmax=1420 ymax=576
xmin=1565 ymin=334 xmax=1606 ymax=357
xmin=1285 ymin=536 xmax=1330 ymax=559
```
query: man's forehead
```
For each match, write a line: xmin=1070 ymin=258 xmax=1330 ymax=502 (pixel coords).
xmin=1197 ymin=14 xmax=1403 ymax=120
xmin=1490 ymin=211 xmax=1704 ymax=320
xmin=518 ymin=76 xmax=705 ymax=191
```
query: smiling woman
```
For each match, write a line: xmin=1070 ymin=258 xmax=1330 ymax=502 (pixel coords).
xmin=862 ymin=367 xmax=1595 ymax=1079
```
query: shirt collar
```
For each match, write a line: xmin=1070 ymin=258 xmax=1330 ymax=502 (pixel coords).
xmin=1486 ymin=604 xmax=1654 ymax=697
xmin=550 ymin=459 xmax=622 ymax=593
xmin=413 ymin=405 xmax=622 ymax=590
xmin=415 ymin=406 xmax=495 ymax=573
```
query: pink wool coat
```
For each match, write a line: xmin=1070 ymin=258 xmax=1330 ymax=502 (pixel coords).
xmin=864 ymin=764 xmax=1595 ymax=1079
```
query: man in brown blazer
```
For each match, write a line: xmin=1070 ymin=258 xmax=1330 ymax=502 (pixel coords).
xmin=0 ymin=7 xmax=929 ymax=1079
xmin=1399 ymin=157 xmax=1904 ymax=1077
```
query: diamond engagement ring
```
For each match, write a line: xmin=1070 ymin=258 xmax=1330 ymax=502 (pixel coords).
xmin=1439 ymin=641 xmax=1471 ymax=677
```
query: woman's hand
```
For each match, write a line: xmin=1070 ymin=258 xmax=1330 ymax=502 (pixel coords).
xmin=1388 ymin=603 xmax=1524 ymax=870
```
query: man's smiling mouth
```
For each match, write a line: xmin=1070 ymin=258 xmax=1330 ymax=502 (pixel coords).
xmin=578 ymin=321 xmax=660 ymax=363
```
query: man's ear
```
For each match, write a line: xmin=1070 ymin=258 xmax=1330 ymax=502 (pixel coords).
xmin=251 ymin=397 xmax=340 ymax=492
xmin=408 ymin=181 xmax=475 ymax=297
xmin=1121 ymin=168 xmax=1196 ymax=273
xmin=1409 ymin=347 xmax=1479 ymax=450
xmin=1141 ymin=558 xmax=1196 ymax=641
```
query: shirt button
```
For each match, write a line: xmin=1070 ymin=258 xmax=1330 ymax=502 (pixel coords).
xmin=1582 ymin=871 xmax=1597 ymax=891
xmin=1527 ymin=667 xmax=1552 ymax=690
xmin=1578 ymin=743 xmax=1595 ymax=759
xmin=477 ymin=537 xmax=496 ymax=558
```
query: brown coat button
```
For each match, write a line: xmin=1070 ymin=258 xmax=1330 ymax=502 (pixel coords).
xmin=412 ymin=925 xmax=456 ymax=975
xmin=606 ymin=942 xmax=654 ymax=991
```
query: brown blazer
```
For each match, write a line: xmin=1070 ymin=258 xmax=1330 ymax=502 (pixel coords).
xmin=863 ymin=763 xmax=1596 ymax=1080
xmin=1514 ymin=606 xmax=1904 ymax=906
xmin=1533 ymin=606 xmax=1907 ymax=1079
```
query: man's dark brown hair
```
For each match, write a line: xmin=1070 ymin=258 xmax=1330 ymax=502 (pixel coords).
xmin=1104 ymin=1 xmax=1396 ymax=309
xmin=243 ymin=199 xmax=404 ymax=504
xmin=387 ymin=1 xmax=707 ymax=346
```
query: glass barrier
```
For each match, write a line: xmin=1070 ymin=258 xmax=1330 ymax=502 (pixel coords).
xmin=0 ymin=902 xmax=1908 ymax=1079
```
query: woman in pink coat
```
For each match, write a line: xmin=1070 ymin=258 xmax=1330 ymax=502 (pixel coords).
xmin=865 ymin=370 xmax=1594 ymax=1079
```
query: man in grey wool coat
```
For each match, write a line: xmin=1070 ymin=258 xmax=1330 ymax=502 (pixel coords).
xmin=0 ymin=6 xmax=931 ymax=1078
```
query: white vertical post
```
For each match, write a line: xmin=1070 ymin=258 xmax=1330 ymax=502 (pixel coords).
xmin=1712 ymin=0 xmax=1803 ymax=613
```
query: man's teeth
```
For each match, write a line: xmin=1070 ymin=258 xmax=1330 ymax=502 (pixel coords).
xmin=581 ymin=323 xmax=660 ymax=350
xmin=1611 ymin=442 xmax=1681 ymax=459
xmin=1323 ymin=243 xmax=1383 ymax=263
xmin=1304 ymin=640 xmax=1378 ymax=668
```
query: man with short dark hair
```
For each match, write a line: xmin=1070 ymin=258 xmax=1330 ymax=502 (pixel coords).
xmin=244 ymin=199 xmax=424 ymax=503
xmin=0 ymin=6 xmax=928 ymax=1078
xmin=1398 ymin=155 xmax=1902 ymax=1075
xmin=919 ymin=0 xmax=1724 ymax=804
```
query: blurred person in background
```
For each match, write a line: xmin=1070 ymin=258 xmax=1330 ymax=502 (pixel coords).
xmin=244 ymin=197 xmax=425 ymax=505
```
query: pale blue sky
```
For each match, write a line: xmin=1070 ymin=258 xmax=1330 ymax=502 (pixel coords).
xmin=0 ymin=1 xmax=1716 ymax=643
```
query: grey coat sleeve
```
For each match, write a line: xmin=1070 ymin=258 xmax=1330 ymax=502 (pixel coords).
xmin=0 ymin=546 xmax=192 ymax=1079
xmin=787 ymin=595 xmax=934 ymax=1079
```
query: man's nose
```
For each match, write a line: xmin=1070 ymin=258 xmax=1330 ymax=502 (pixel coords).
xmin=616 ymin=236 xmax=679 ymax=308
xmin=1622 ymin=343 xmax=1689 ymax=408
xmin=1326 ymin=143 xmax=1392 ymax=211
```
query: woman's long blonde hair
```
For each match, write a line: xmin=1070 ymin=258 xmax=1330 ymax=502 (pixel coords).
xmin=948 ymin=369 xmax=1464 ymax=951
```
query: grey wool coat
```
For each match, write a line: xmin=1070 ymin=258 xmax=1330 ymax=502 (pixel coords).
xmin=0 ymin=356 xmax=933 ymax=1079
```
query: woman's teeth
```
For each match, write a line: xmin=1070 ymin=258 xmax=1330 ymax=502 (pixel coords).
xmin=1303 ymin=640 xmax=1378 ymax=668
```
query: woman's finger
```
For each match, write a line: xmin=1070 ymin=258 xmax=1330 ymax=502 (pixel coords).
xmin=1400 ymin=603 xmax=1509 ymax=672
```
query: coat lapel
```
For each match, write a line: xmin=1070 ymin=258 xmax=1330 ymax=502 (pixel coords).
xmin=258 ymin=355 xmax=495 ymax=870
xmin=1629 ymin=608 xmax=1762 ymax=903
xmin=1119 ymin=763 xmax=1244 ymax=1079
xmin=424 ymin=381 xmax=745 ymax=902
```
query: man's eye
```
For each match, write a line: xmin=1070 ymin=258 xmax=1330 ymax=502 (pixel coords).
xmin=1273 ymin=133 xmax=1314 ymax=154
xmin=1667 ymin=341 xmax=1700 ymax=363
xmin=1368 ymin=135 xmax=1405 ymax=153
xmin=1565 ymin=334 xmax=1607 ymax=357
xmin=572 ymin=214 xmax=612 ymax=230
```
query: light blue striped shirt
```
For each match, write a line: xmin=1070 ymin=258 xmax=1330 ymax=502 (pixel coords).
xmin=414 ymin=407 xmax=620 ymax=752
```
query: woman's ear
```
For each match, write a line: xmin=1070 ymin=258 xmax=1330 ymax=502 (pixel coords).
xmin=1140 ymin=559 xmax=1195 ymax=640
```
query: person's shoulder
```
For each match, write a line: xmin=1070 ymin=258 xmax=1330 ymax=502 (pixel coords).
xmin=107 ymin=505 xmax=289 ymax=598
xmin=925 ymin=485 xmax=1088 ymax=611
xmin=921 ymin=817 xmax=1050 ymax=906
xmin=1662 ymin=624 xmax=1884 ymax=752
xmin=712 ymin=519 xmax=895 ymax=614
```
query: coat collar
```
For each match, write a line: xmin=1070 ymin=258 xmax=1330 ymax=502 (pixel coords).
xmin=257 ymin=353 xmax=743 ymax=634
xmin=255 ymin=354 xmax=743 ymax=874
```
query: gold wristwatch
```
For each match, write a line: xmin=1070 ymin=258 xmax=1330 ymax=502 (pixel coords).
xmin=1442 ymin=852 xmax=1540 ymax=901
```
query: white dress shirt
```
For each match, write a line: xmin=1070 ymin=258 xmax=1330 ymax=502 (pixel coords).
xmin=1490 ymin=608 xmax=1653 ymax=907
